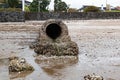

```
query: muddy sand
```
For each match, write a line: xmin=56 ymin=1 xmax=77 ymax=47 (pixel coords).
xmin=0 ymin=19 xmax=120 ymax=80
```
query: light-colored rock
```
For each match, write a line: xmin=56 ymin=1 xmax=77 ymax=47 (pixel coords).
xmin=84 ymin=74 xmax=103 ymax=80
xmin=9 ymin=56 xmax=34 ymax=72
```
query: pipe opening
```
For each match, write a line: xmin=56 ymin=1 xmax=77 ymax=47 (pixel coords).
xmin=46 ymin=23 xmax=62 ymax=40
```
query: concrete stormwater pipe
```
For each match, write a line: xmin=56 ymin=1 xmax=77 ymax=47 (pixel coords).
xmin=32 ymin=19 xmax=79 ymax=56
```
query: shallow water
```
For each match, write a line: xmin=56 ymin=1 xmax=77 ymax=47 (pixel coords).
xmin=0 ymin=20 xmax=120 ymax=80
xmin=9 ymin=46 xmax=120 ymax=80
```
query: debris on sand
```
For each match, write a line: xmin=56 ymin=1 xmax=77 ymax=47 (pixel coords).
xmin=84 ymin=73 xmax=103 ymax=80
xmin=9 ymin=56 xmax=34 ymax=72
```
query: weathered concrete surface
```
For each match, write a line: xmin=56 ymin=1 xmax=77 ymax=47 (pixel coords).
xmin=32 ymin=19 xmax=79 ymax=56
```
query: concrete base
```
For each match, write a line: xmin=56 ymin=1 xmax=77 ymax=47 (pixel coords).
xmin=31 ymin=19 xmax=79 ymax=56
xmin=34 ymin=41 xmax=78 ymax=56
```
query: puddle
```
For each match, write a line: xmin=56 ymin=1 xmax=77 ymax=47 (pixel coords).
xmin=10 ymin=71 xmax=33 ymax=80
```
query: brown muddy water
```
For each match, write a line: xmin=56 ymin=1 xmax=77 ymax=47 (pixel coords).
xmin=0 ymin=20 xmax=120 ymax=80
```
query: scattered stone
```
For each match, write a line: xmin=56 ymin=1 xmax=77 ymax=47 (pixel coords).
xmin=84 ymin=74 xmax=103 ymax=80
xmin=9 ymin=56 xmax=34 ymax=72
xmin=29 ymin=42 xmax=38 ymax=49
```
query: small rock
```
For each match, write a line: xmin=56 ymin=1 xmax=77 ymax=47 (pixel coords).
xmin=9 ymin=56 xmax=34 ymax=72
xmin=84 ymin=74 xmax=103 ymax=80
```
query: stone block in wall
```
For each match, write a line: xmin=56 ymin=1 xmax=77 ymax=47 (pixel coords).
xmin=25 ymin=12 xmax=120 ymax=20
xmin=0 ymin=12 xmax=25 ymax=22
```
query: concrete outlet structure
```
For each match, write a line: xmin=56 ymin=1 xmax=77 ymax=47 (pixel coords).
xmin=32 ymin=19 xmax=79 ymax=56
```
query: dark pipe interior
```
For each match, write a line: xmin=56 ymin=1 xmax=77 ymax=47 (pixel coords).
xmin=46 ymin=23 xmax=62 ymax=40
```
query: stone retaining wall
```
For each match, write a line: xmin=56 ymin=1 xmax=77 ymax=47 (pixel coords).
xmin=25 ymin=12 xmax=120 ymax=20
xmin=0 ymin=12 xmax=25 ymax=22
xmin=1 ymin=12 xmax=120 ymax=22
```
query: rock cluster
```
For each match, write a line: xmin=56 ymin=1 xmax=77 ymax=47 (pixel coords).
xmin=34 ymin=42 xmax=78 ymax=56
xmin=31 ymin=19 xmax=79 ymax=56
xmin=9 ymin=56 xmax=34 ymax=72
xmin=84 ymin=74 xmax=103 ymax=80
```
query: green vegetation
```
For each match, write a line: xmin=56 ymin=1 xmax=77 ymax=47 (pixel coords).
xmin=84 ymin=6 xmax=101 ymax=12
xmin=25 ymin=5 xmax=30 ymax=12
xmin=0 ymin=0 xmax=120 ymax=12
xmin=54 ymin=0 xmax=68 ymax=12
xmin=7 ymin=0 xmax=19 ymax=8
xmin=0 ymin=8 xmax=21 ymax=11
xmin=68 ymin=8 xmax=78 ymax=12
xmin=29 ymin=0 xmax=50 ymax=12
xmin=0 ymin=0 xmax=21 ymax=11
xmin=0 ymin=0 xmax=7 ymax=3
xmin=105 ymin=10 xmax=120 ymax=12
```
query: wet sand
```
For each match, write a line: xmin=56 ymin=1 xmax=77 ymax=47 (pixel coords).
xmin=0 ymin=59 xmax=9 ymax=80
xmin=0 ymin=19 xmax=120 ymax=80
